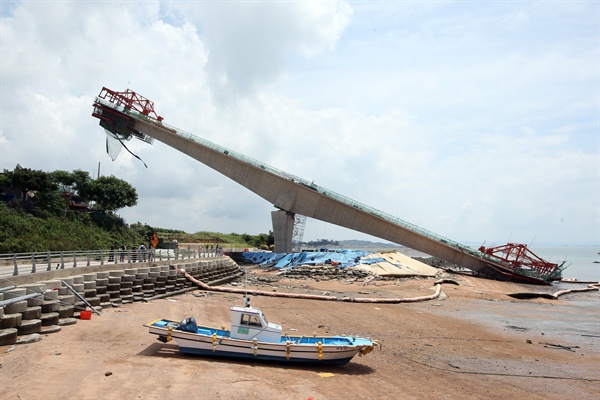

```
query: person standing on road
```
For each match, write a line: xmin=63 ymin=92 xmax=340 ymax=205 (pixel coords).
xmin=119 ymin=244 xmax=126 ymax=262
xmin=148 ymin=244 xmax=155 ymax=262
xmin=139 ymin=243 xmax=147 ymax=262
xmin=109 ymin=244 xmax=115 ymax=262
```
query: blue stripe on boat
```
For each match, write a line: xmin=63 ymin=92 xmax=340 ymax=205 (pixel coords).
xmin=178 ymin=347 xmax=355 ymax=366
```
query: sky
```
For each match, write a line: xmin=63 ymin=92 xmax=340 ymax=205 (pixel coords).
xmin=0 ymin=0 xmax=598 ymax=247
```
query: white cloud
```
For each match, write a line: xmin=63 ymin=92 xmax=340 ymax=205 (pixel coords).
xmin=178 ymin=1 xmax=352 ymax=102
xmin=0 ymin=0 xmax=597 ymax=246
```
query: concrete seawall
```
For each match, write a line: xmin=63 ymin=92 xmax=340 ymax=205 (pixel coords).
xmin=0 ymin=257 xmax=242 ymax=346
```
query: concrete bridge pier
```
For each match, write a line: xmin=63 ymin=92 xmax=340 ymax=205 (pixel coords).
xmin=271 ymin=210 xmax=295 ymax=253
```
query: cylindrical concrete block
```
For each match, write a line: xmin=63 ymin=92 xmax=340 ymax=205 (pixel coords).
xmin=61 ymin=277 xmax=74 ymax=286
xmin=71 ymin=283 xmax=84 ymax=293
xmin=5 ymin=300 xmax=27 ymax=314
xmin=22 ymin=283 xmax=47 ymax=293
xmin=40 ymin=280 xmax=60 ymax=290
xmin=0 ymin=328 xmax=18 ymax=345
xmin=27 ymin=295 xmax=44 ymax=307
xmin=4 ymin=288 xmax=26 ymax=299
xmin=41 ymin=300 xmax=60 ymax=313
xmin=83 ymin=281 xmax=97 ymax=290
xmin=120 ymin=281 xmax=133 ymax=289
xmin=59 ymin=294 xmax=75 ymax=305
xmin=22 ymin=306 xmax=42 ymax=320
xmin=18 ymin=319 xmax=41 ymax=335
xmin=40 ymin=312 xmax=60 ymax=326
xmin=96 ymin=286 xmax=107 ymax=295
xmin=96 ymin=278 xmax=109 ymax=286
xmin=82 ymin=273 xmax=97 ymax=281
xmin=58 ymin=305 xmax=75 ymax=318
xmin=43 ymin=290 xmax=58 ymax=300
xmin=0 ymin=313 xmax=22 ymax=329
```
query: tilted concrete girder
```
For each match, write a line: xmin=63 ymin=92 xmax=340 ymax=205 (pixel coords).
xmin=119 ymin=115 xmax=492 ymax=273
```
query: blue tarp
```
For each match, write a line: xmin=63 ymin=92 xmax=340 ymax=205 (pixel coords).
xmin=242 ymin=249 xmax=371 ymax=270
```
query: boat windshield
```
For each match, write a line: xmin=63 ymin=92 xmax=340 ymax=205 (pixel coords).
xmin=241 ymin=314 xmax=262 ymax=327
xmin=260 ymin=312 xmax=268 ymax=325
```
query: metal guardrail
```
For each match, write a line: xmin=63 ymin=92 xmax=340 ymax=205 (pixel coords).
xmin=0 ymin=246 xmax=226 ymax=278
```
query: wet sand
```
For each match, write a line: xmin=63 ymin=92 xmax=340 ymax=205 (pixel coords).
xmin=1 ymin=272 xmax=598 ymax=400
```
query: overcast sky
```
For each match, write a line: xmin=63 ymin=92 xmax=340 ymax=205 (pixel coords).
xmin=1 ymin=1 xmax=597 ymax=246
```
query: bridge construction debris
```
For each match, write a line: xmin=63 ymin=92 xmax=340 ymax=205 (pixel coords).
xmin=239 ymin=250 xmax=439 ymax=278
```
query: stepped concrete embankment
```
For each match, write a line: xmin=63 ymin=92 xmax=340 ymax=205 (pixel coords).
xmin=0 ymin=257 xmax=242 ymax=346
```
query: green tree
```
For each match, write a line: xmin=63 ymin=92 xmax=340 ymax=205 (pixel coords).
xmin=51 ymin=169 xmax=93 ymax=199
xmin=0 ymin=172 xmax=10 ymax=189
xmin=267 ymin=230 xmax=274 ymax=246
xmin=5 ymin=164 xmax=57 ymax=200
xmin=88 ymin=175 xmax=138 ymax=212
xmin=71 ymin=169 xmax=93 ymax=200
xmin=50 ymin=170 xmax=76 ymax=191
xmin=130 ymin=222 xmax=154 ymax=241
xmin=36 ymin=191 xmax=68 ymax=216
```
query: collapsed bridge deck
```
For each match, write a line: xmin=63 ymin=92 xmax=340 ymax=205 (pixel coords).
xmin=92 ymin=87 xmax=564 ymax=285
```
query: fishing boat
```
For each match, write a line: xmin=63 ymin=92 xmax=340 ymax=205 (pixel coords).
xmin=145 ymin=299 xmax=376 ymax=365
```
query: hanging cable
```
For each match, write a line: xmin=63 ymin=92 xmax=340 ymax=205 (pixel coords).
xmin=113 ymin=133 xmax=148 ymax=168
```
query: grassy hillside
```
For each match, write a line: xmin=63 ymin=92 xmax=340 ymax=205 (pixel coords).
xmin=0 ymin=203 xmax=272 ymax=253
xmin=154 ymin=230 xmax=273 ymax=250
xmin=0 ymin=203 xmax=142 ymax=253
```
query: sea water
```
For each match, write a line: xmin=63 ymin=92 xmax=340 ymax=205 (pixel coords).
xmin=531 ymin=245 xmax=600 ymax=282
xmin=386 ymin=244 xmax=600 ymax=282
xmin=403 ymin=244 xmax=600 ymax=282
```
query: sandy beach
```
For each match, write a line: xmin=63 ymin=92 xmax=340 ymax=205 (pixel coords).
xmin=1 ymin=270 xmax=598 ymax=400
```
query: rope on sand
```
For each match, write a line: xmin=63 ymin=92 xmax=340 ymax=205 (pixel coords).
xmin=180 ymin=270 xmax=459 ymax=304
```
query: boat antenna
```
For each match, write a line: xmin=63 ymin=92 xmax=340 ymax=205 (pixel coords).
xmin=243 ymin=265 xmax=250 ymax=308
xmin=529 ymin=235 xmax=536 ymax=247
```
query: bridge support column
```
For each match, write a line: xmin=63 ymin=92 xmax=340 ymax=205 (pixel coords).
xmin=271 ymin=210 xmax=294 ymax=253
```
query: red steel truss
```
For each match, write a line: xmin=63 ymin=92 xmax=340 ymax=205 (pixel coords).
xmin=97 ymin=87 xmax=163 ymax=122
xmin=478 ymin=243 xmax=559 ymax=276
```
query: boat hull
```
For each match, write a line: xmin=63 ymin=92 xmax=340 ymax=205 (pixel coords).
xmin=477 ymin=262 xmax=552 ymax=285
xmin=178 ymin=346 xmax=356 ymax=366
xmin=146 ymin=319 xmax=374 ymax=366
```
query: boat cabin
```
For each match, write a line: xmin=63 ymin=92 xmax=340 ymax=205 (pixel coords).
xmin=230 ymin=305 xmax=282 ymax=342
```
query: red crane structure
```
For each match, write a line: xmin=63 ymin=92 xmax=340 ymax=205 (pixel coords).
xmin=478 ymin=243 xmax=564 ymax=281
xmin=96 ymin=87 xmax=163 ymax=122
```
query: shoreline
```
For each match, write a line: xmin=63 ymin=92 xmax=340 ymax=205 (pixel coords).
xmin=1 ymin=270 xmax=598 ymax=399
